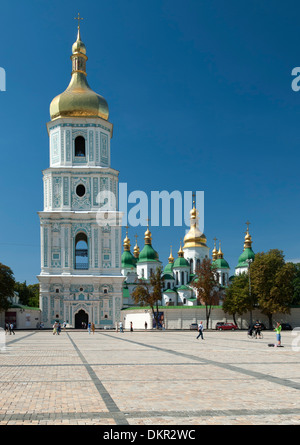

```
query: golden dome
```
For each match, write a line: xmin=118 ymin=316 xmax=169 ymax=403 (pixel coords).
xmin=177 ymin=241 xmax=184 ymax=258
xmin=133 ymin=234 xmax=140 ymax=258
xmin=217 ymin=241 xmax=223 ymax=259
xmin=183 ymin=223 xmax=207 ymax=248
xmin=168 ymin=246 xmax=174 ymax=263
xmin=183 ymin=197 xmax=207 ymax=248
xmin=144 ymin=223 xmax=152 ymax=245
xmin=190 ymin=200 xmax=198 ymax=219
xmin=72 ymin=31 xmax=86 ymax=55
xmin=123 ymin=228 xmax=131 ymax=251
xmin=50 ymin=28 xmax=109 ymax=121
xmin=212 ymin=238 xmax=218 ymax=261
xmin=244 ymin=228 xmax=252 ymax=250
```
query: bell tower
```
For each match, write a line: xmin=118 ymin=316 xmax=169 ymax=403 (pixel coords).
xmin=38 ymin=20 xmax=124 ymax=328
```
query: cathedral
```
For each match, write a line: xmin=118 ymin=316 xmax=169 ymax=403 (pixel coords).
xmin=38 ymin=25 xmax=255 ymax=327
xmin=121 ymin=213 xmax=255 ymax=307
xmin=121 ymin=201 xmax=254 ymax=308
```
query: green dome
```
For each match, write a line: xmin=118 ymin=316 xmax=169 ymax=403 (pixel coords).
xmin=163 ymin=262 xmax=174 ymax=275
xmin=173 ymin=257 xmax=190 ymax=268
xmin=236 ymin=247 xmax=255 ymax=269
xmin=138 ymin=244 xmax=159 ymax=263
xmin=121 ymin=250 xmax=136 ymax=269
xmin=213 ymin=258 xmax=230 ymax=269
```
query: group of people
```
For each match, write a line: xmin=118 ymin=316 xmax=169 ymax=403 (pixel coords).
xmin=52 ymin=321 xmax=67 ymax=335
xmin=5 ymin=323 xmax=15 ymax=335
xmin=248 ymin=320 xmax=283 ymax=346
xmin=118 ymin=321 xmax=134 ymax=332
xmin=52 ymin=321 xmax=98 ymax=334
xmin=87 ymin=322 xmax=95 ymax=334
xmin=196 ymin=319 xmax=284 ymax=347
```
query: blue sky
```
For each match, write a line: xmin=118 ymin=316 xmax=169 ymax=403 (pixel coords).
xmin=1 ymin=0 xmax=300 ymax=283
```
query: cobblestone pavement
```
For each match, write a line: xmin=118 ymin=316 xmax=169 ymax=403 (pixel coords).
xmin=1 ymin=329 xmax=300 ymax=425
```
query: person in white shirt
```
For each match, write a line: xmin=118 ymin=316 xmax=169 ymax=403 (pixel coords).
xmin=196 ymin=321 xmax=204 ymax=340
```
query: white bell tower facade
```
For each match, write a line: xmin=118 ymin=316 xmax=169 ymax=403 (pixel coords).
xmin=38 ymin=24 xmax=124 ymax=328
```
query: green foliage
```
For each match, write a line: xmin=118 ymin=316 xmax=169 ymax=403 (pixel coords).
xmin=223 ymin=273 xmax=253 ymax=316
xmin=192 ymin=258 xmax=221 ymax=328
xmin=131 ymin=266 xmax=164 ymax=328
xmin=250 ymin=249 xmax=296 ymax=327
xmin=0 ymin=263 xmax=15 ymax=311
xmin=291 ymin=263 xmax=300 ymax=305
xmin=14 ymin=281 xmax=39 ymax=307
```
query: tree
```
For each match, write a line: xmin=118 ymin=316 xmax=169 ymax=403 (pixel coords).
xmin=223 ymin=273 xmax=254 ymax=326
xmin=14 ymin=281 xmax=39 ymax=307
xmin=0 ymin=263 xmax=15 ymax=311
xmin=131 ymin=266 xmax=164 ymax=329
xmin=28 ymin=284 xmax=39 ymax=307
xmin=192 ymin=258 xmax=221 ymax=329
xmin=14 ymin=281 xmax=30 ymax=306
xmin=250 ymin=249 xmax=296 ymax=329
xmin=291 ymin=263 xmax=300 ymax=305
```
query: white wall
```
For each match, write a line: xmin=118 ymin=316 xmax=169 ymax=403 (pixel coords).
xmin=121 ymin=307 xmax=300 ymax=330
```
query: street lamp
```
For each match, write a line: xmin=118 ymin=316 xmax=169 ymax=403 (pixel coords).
xmin=246 ymin=258 xmax=253 ymax=326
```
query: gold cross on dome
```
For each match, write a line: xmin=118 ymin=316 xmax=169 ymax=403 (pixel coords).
xmin=74 ymin=12 xmax=83 ymax=29
xmin=245 ymin=220 xmax=251 ymax=231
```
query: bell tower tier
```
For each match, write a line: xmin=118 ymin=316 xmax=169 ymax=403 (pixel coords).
xmin=38 ymin=23 xmax=124 ymax=329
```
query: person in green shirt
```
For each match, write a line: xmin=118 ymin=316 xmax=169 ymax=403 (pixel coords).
xmin=274 ymin=322 xmax=282 ymax=347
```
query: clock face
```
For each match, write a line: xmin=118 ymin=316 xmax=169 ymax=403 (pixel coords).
xmin=76 ymin=184 xmax=86 ymax=197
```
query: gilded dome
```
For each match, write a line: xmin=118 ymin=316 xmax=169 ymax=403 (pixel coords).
xmin=183 ymin=198 xmax=207 ymax=248
xmin=183 ymin=222 xmax=207 ymax=248
xmin=50 ymin=29 xmax=109 ymax=121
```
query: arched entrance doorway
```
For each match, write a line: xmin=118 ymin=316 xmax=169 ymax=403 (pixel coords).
xmin=75 ymin=309 xmax=88 ymax=329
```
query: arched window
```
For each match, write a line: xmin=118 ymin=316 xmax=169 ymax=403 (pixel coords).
xmin=75 ymin=136 xmax=86 ymax=157
xmin=190 ymin=258 xmax=193 ymax=274
xmin=181 ymin=271 xmax=184 ymax=284
xmin=176 ymin=271 xmax=179 ymax=286
xmin=75 ymin=232 xmax=88 ymax=270
xmin=196 ymin=258 xmax=200 ymax=270
xmin=167 ymin=282 xmax=171 ymax=289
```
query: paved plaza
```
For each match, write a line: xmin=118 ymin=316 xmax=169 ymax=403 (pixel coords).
xmin=0 ymin=328 xmax=300 ymax=425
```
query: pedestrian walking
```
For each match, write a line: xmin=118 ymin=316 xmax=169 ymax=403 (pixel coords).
xmin=196 ymin=321 xmax=204 ymax=340
xmin=5 ymin=323 xmax=9 ymax=335
xmin=57 ymin=323 xmax=61 ymax=335
xmin=130 ymin=321 xmax=133 ymax=332
xmin=92 ymin=322 xmax=95 ymax=334
xmin=119 ymin=321 xmax=124 ymax=332
xmin=145 ymin=321 xmax=148 ymax=330
xmin=9 ymin=323 xmax=15 ymax=335
xmin=88 ymin=322 xmax=91 ymax=334
xmin=53 ymin=322 xmax=58 ymax=335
